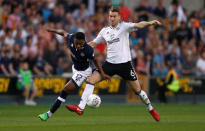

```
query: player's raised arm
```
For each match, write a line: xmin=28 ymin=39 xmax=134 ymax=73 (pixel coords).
xmin=46 ymin=28 xmax=68 ymax=37
xmin=134 ymin=20 xmax=161 ymax=29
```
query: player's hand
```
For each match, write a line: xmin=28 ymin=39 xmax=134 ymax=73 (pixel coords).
xmin=150 ymin=20 xmax=161 ymax=26
xmin=101 ymin=73 xmax=111 ymax=82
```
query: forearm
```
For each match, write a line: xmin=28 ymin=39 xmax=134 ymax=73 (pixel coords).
xmin=1 ymin=65 xmax=9 ymax=75
xmin=134 ymin=21 xmax=152 ymax=29
xmin=47 ymin=28 xmax=68 ymax=37
xmin=9 ymin=64 xmax=17 ymax=75
xmin=134 ymin=20 xmax=161 ymax=29
xmin=93 ymin=58 xmax=104 ymax=75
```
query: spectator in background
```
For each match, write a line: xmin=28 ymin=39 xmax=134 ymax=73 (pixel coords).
xmin=29 ymin=27 xmax=38 ymax=46
xmin=17 ymin=60 xmax=37 ymax=106
xmin=48 ymin=6 xmax=62 ymax=23
xmin=181 ymin=54 xmax=196 ymax=76
xmin=168 ymin=39 xmax=180 ymax=56
xmin=6 ymin=6 xmax=21 ymax=30
xmin=196 ymin=51 xmax=205 ymax=76
xmin=56 ymin=56 xmax=68 ymax=75
xmin=199 ymin=20 xmax=205 ymax=44
xmin=174 ymin=21 xmax=192 ymax=44
xmin=120 ymin=0 xmax=131 ymax=22
xmin=4 ymin=28 xmax=15 ymax=47
xmin=72 ymin=3 xmax=90 ymax=21
xmin=154 ymin=0 xmax=166 ymax=18
xmin=14 ymin=29 xmax=24 ymax=48
xmin=33 ymin=49 xmax=53 ymax=76
xmin=21 ymin=36 xmax=38 ymax=59
xmin=146 ymin=53 xmax=153 ymax=76
xmin=0 ymin=48 xmax=12 ymax=76
xmin=152 ymin=46 xmax=167 ymax=76
xmin=135 ymin=0 xmax=153 ymax=41
xmin=136 ymin=50 xmax=147 ymax=75
xmin=67 ymin=0 xmax=80 ymax=12
xmin=165 ymin=47 xmax=181 ymax=74
xmin=26 ymin=50 xmax=37 ymax=73
xmin=9 ymin=44 xmax=21 ymax=76
xmin=168 ymin=0 xmax=187 ymax=24
xmin=190 ymin=18 xmax=200 ymax=42
xmin=43 ymin=39 xmax=58 ymax=74
xmin=41 ymin=1 xmax=51 ymax=22
xmin=135 ymin=0 xmax=152 ymax=21
xmin=129 ymin=32 xmax=138 ymax=47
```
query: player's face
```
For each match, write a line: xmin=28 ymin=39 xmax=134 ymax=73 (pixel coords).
xmin=109 ymin=11 xmax=121 ymax=27
xmin=74 ymin=39 xmax=85 ymax=50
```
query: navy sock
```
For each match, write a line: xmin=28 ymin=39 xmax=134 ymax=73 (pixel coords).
xmin=134 ymin=90 xmax=141 ymax=95
xmin=50 ymin=90 xmax=67 ymax=113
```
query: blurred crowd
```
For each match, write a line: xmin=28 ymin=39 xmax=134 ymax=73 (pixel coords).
xmin=0 ymin=0 xmax=205 ymax=77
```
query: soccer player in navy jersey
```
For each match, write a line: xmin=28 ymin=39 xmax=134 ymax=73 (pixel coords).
xmin=38 ymin=29 xmax=111 ymax=121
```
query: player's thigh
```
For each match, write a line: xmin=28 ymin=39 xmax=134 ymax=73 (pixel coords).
xmin=72 ymin=72 xmax=87 ymax=87
xmin=118 ymin=61 xmax=138 ymax=81
xmin=87 ymin=71 xmax=102 ymax=84
xmin=72 ymin=66 xmax=92 ymax=87
xmin=127 ymin=79 xmax=141 ymax=93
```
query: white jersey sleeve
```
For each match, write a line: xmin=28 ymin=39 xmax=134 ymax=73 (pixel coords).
xmin=93 ymin=28 xmax=105 ymax=44
xmin=123 ymin=22 xmax=138 ymax=32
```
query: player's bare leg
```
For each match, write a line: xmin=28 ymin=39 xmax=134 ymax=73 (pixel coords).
xmin=127 ymin=80 xmax=160 ymax=122
xmin=66 ymin=71 xmax=103 ymax=115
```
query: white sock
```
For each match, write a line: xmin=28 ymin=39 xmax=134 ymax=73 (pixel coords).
xmin=78 ymin=83 xmax=94 ymax=109
xmin=138 ymin=90 xmax=153 ymax=111
xmin=47 ymin=111 xmax=52 ymax=117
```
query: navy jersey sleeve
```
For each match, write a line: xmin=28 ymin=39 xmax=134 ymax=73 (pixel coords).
xmin=87 ymin=46 xmax=94 ymax=60
xmin=66 ymin=34 xmax=75 ymax=42
xmin=66 ymin=34 xmax=74 ymax=47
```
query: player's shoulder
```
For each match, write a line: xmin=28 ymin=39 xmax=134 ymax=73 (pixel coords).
xmin=100 ymin=26 xmax=110 ymax=32
xmin=121 ymin=21 xmax=134 ymax=26
xmin=84 ymin=43 xmax=94 ymax=53
xmin=67 ymin=33 xmax=75 ymax=40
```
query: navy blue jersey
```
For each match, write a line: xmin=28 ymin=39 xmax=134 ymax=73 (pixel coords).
xmin=66 ymin=34 xmax=94 ymax=71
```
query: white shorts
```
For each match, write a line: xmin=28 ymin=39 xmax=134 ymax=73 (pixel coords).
xmin=72 ymin=65 xmax=92 ymax=87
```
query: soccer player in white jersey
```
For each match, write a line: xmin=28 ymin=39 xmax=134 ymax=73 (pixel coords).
xmin=66 ymin=7 xmax=161 ymax=122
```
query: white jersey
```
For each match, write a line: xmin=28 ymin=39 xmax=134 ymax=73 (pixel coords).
xmin=94 ymin=22 xmax=137 ymax=64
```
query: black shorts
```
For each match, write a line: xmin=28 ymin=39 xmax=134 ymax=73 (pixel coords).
xmin=100 ymin=61 xmax=138 ymax=81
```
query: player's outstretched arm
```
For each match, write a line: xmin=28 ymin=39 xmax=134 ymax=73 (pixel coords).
xmin=93 ymin=58 xmax=111 ymax=81
xmin=134 ymin=20 xmax=161 ymax=29
xmin=46 ymin=28 xmax=68 ymax=37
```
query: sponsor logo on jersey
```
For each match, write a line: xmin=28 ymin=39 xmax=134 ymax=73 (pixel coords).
xmin=107 ymin=38 xmax=120 ymax=44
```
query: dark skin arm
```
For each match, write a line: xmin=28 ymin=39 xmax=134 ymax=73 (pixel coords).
xmin=46 ymin=28 xmax=68 ymax=37
xmin=93 ymin=57 xmax=111 ymax=81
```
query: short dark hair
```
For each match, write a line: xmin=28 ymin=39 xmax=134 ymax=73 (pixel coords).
xmin=109 ymin=6 xmax=120 ymax=14
xmin=75 ymin=32 xmax=85 ymax=40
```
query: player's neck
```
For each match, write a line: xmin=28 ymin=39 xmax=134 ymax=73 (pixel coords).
xmin=110 ymin=23 xmax=119 ymax=28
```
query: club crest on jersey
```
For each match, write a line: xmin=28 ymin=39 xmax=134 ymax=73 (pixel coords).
xmin=71 ymin=43 xmax=74 ymax=47
xmin=80 ymin=52 xmax=85 ymax=57
xmin=106 ymin=31 xmax=109 ymax=34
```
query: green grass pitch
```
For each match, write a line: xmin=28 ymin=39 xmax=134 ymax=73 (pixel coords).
xmin=0 ymin=104 xmax=205 ymax=131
